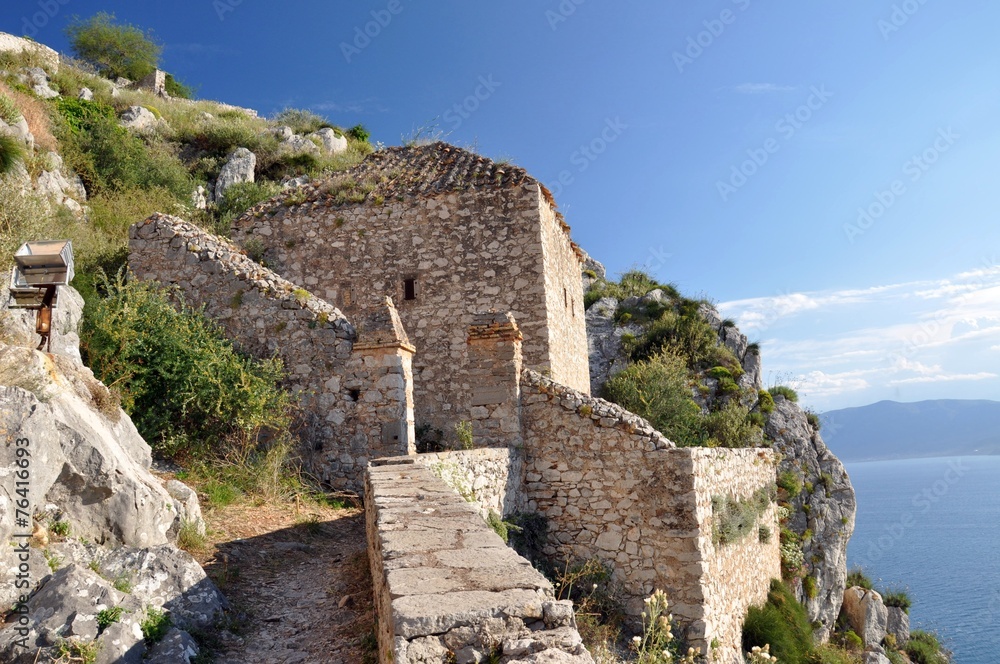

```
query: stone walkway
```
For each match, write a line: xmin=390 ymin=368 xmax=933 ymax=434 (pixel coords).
xmin=194 ymin=502 xmax=374 ymax=663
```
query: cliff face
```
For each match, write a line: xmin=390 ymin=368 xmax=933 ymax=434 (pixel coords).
xmin=766 ymin=398 xmax=856 ymax=640
xmin=583 ymin=268 xmax=857 ymax=641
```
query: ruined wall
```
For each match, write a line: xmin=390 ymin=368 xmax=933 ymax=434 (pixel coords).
xmin=520 ymin=370 xmax=779 ymax=662
xmin=418 ymin=448 xmax=524 ymax=519
xmin=231 ymin=180 xmax=590 ymax=441
xmin=365 ymin=458 xmax=593 ymax=664
xmin=128 ymin=214 xmax=413 ymax=491
xmin=538 ymin=199 xmax=591 ymax=394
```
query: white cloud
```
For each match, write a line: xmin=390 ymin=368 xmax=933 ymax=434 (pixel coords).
xmin=790 ymin=370 xmax=871 ymax=398
xmin=733 ymin=83 xmax=797 ymax=94
xmin=888 ymin=372 xmax=998 ymax=386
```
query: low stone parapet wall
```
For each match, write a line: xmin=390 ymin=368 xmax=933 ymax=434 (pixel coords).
xmin=365 ymin=457 xmax=593 ymax=664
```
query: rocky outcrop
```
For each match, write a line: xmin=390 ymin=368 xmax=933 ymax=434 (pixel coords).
xmin=700 ymin=303 xmax=761 ymax=390
xmin=0 ymin=287 xmax=219 ymax=659
xmin=842 ymin=586 xmax=888 ymax=647
xmin=886 ymin=607 xmax=909 ymax=646
xmin=120 ymin=105 xmax=159 ymax=132
xmin=767 ymin=397 xmax=856 ymax=641
xmin=215 ymin=146 xmax=256 ymax=199
xmin=310 ymin=127 xmax=348 ymax=154
xmin=22 ymin=66 xmax=59 ymax=99
xmin=584 ymin=297 xmax=639 ymax=395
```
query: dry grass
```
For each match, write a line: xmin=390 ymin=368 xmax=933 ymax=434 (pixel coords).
xmin=0 ymin=80 xmax=57 ymax=152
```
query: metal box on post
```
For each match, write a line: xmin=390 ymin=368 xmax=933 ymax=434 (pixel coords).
xmin=7 ymin=240 xmax=74 ymax=350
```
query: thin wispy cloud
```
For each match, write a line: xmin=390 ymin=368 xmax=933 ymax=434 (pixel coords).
xmin=733 ymin=83 xmax=797 ymax=94
xmin=888 ymin=372 xmax=997 ymax=386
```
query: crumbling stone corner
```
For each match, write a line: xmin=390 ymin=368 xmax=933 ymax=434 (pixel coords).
xmin=466 ymin=312 xmax=523 ymax=449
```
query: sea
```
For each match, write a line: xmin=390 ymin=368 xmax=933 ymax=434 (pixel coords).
xmin=845 ymin=456 xmax=1000 ymax=664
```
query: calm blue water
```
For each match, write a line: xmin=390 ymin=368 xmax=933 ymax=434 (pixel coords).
xmin=845 ymin=457 xmax=1000 ymax=663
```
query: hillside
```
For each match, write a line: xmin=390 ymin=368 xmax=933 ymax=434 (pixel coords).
xmin=822 ymin=399 xmax=1000 ymax=462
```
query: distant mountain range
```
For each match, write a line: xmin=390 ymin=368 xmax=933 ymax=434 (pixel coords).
xmin=821 ymin=399 xmax=1000 ymax=462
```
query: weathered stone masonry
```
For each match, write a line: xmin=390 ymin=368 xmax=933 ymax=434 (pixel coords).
xmin=366 ymin=458 xmax=593 ymax=664
xmin=231 ymin=143 xmax=591 ymax=441
xmin=128 ymin=214 xmax=414 ymax=490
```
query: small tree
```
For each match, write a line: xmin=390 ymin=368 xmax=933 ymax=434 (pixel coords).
xmin=66 ymin=12 xmax=161 ymax=81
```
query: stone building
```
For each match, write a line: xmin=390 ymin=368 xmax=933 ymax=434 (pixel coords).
xmin=231 ymin=142 xmax=590 ymax=440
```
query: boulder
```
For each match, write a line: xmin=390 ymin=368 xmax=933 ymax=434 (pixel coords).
xmin=0 ymin=565 xmax=146 ymax=664
xmin=166 ymin=479 xmax=206 ymax=537
xmin=766 ymin=397 xmax=857 ymax=641
xmin=862 ymin=652 xmax=891 ymax=664
xmin=191 ymin=184 xmax=209 ymax=210
xmin=0 ymin=115 xmax=34 ymax=150
xmin=145 ymin=628 xmax=200 ymax=663
xmin=79 ymin=87 xmax=94 ymax=101
xmin=24 ymin=66 xmax=59 ymax=99
xmin=886 ymin=606 xmax=910 ymax=645
xmin=99 ymin=545 xmax=227 ymax=630
xmin=269 ymin=125 xmax=294 ymax=141
xmin=215 ymin=147 xmax=256 ymax=200
xmin=842 ymin=586 xmax=888 ymax=647
xmin=310 ymin=127 xmax=348 ymax=154
xmin=2 ymin=283 xmax=85 ymax=369
xmin=280 ymin=133 xmax=321 ymax=156
xmin=120 ymin=105 xmax=158 ymax=132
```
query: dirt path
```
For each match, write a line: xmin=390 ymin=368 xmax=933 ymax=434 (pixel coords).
xmin=193 ymin=501 xmax=374 ymax=664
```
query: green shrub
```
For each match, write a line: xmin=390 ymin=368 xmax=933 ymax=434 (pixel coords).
xmin=0 ymin=133 xmax=26 ymax=175
xmin=707 ymin=366 xmax=733 ymax=381
xmin=758 ymin=389 xmax=775 ymax=414
xmin=712 ymin=486 xmax=773 ymax=546
xmin=97 ymin=605 xmax=126 ymax=631
xmin=742 ymin=580 xmax=815 ymax=664
xmin=604 ymin=350 xmax=702 ymax=447
xmin=177 ymin=519 xmax=206 ymax=552
xmin=846 ymin=568 xmax=873 ymax=590
xmin=455 ymin=420 xmax=473 ymax=450
xmin=66 ymin=12 xmax=161 ymax=81
xmin=164 ymin=74 xmax=194 ymax=99
xmin=141 ymin=607 xmax=172 ymax=645
xmin=905 ymin=631 xmax=948 ymax=664
xmin=803 ymin=575 xmax=818 ymax=599
xmin=0 ymin=93 xmax=21 ymax=124
xmin=49 ymin=519 xmax=71 ymax=537
xmin=81 ymin=272 xmax=291 ymax=460
xmin=758 ymin=525 xmax=772 ymax=544
xmin=770 ymin=385 xmax=799 ymax=402
xmin=702 ymin=400 xmax=763 ymax=448
xmin=215 ymin=180 xmax=281 ymax=230
xmin=777 ymin=471 xmax=803 ymax=498
xmin=807 ymin=644 xmax=859 ymax=664
xmin=272 ymin=108 xmax=334 ymax=135
xmin=841 ymin=630 xmax=863 ymax=651
xmin=881 ymin=588 xmax=912 ymax=613
xmin=806 ymin=410 xmax=821 ymax=430
xmin=486 ymin=510 xmax=520 ymax=544
xmin=347 ymin=124 xmax=370 ymax=142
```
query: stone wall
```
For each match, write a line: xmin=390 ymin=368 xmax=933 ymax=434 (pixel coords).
xmin=365 ymin=458 xmax=592 ymax=664
xmin=128 ymin=214 xmax=414 ymax=491
xmin=467 ymin=312 xmax=524 ymax=449
xmin=230 ymin=144 xmax=590 ymax=443
xmin=419 ymin=448 xmax=525 ymax=519
xmin=520 ymin=370 xmax=779 ymax=662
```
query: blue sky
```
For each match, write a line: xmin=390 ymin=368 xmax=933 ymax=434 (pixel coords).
xmin=5 ymin=0 xmax=1000 ymax=411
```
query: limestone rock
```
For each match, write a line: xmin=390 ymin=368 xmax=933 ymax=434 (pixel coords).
xmin=766 ymin=397 xmax=856 ymax=641
xmin=99 ymin=545 xmax=227 ymax=630
xmin=886 ymin=606 xmax=909 ymax=645
xmin=79 ymin=87 xmax=94 ymax=101
xmin=0 ymin=565 xmax=145 ymax=663
xmin=120 ymin=105 xmax=158 ymax=132
xmin=166 ymin=479 xmax=206 ymax=537
xmin=145 ymin=628 xmax=200 ymax=663
xmin=269 ymin=125 xmax=294 ymax=141
xmin=215 ymin=147 xmax=256 ymax=200
xmin=280 ymin=133 xmax=321 ymax=156
xmin=584 ymin=297 xmax=640 ymax=395
xmin=842 ymin=586 xmax=888 ymax=647
xmin=3 ymin=283 xmax=85 ymax=364
xmin=0 ymin=115 xmax=33 ymax=150
xmin=862 ymin=652 xmax=891 ymax=664
xmin=191 ymin=184 xmax=209 ymax=210
xmin=24 ymin=66 xmax=59 ymax=99
xmin=310 ymin=127 xmax=348 ymax=154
